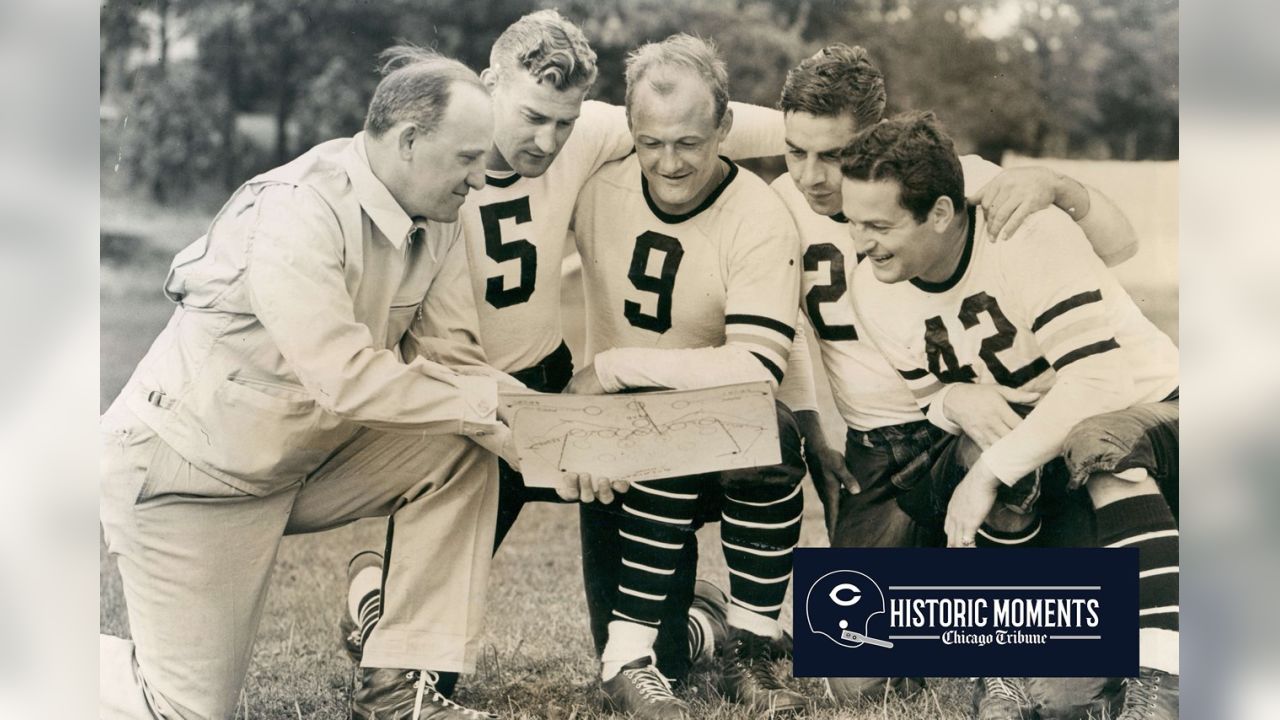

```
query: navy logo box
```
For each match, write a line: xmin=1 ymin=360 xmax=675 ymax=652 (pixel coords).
xmin=793 ymin=548 xmax=1139 ymax=677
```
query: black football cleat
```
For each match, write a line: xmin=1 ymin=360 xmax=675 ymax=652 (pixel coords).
xmin=351 ymin=668 xmax=495 ymax=720
xmin=601 ymin=657 xmax=689 ymax=720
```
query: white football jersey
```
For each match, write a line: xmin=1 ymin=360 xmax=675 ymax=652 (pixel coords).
xmin=575 ymin=155 xmax=800 ymax=390
xmin=852 ymin=205 xmax=1179 ymax=483
xmin=459 ymin=101 xmax=786 ymax=374
xmin=772 ymin=155 xmax=1002 ymax=430
xmin=460 ymin=101 xmax=631 ymax=373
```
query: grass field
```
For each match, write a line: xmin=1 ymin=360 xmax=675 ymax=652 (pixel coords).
xmin=99 ymin=160 xmax=1177 ymax=719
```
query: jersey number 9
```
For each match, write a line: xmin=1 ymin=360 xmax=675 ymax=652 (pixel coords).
xmin=625 ymin=231 xmax=684 ymax=334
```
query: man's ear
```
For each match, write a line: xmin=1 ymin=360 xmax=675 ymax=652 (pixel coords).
xmin=717 ymin=105 xmax=734 ymax=142
xmin=929 ymin=195 xmax=956 ymax=232
xmin=397 ymin=124 xmax=417 ymax=160
xmin=480 ymin=67 xmax=499 ymax=91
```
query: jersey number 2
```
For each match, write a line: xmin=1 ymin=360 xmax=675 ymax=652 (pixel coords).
xmin=803 ymin=243 xmax=858 ymax=341
xmin=625 ymin=231 xmax=684 ymax=333
xmin=480 ymin=197 xmax=537 ymax=308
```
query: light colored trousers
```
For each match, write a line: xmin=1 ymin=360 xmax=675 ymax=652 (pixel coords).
xmin=99 ymin=402 xmax=498 ymax=720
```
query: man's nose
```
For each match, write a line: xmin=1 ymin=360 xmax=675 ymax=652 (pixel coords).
xmin=658 ymin=147 xmax=681 ymax=175
xmin=534 ymin=124 xmax=557 ymax=154
xmin=798 ymin=157 xmax=822 ymax=189
xmin=848 ymin=224 xmax=872 ymax=252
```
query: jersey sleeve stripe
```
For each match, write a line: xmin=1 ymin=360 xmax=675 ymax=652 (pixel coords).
xmin=1051 ymin=338 xmax=1121 ymax=371
xmin=1036 ymin=315 xmax=1110 ymax=358
xmin=908 ymin=379 xmax=943 ymax=400
xmin=750 ymin=352 xmax=785 ymax=384
xmin=726 ymin=332 xmax=791 ymax=361
xmin=898 ymin=367 xmax=931 ymax=381
xmin=1031 ymin=289 xmax=1104 ymax=332
xmin=726 ymin=314 xmax=796 ymax=341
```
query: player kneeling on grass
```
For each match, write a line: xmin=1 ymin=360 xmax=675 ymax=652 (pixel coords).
xmin=769 ymin=44 xmax=1146 ymax=712
xmin=336 ymin=11 xmax=794 ymax=707
xmin=845 ymin=112 xmax=1179 ymax=720
xmin=99 ymin=49 xmax=521 ymax=720
xmin=564 ymin=34 xmax=810 ymax=719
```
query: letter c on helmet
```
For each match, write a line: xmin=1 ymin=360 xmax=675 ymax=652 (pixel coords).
xmin=829 ymin=583 xmax=862 ymax=607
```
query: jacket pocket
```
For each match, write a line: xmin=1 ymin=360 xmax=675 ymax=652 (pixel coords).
xmin=386 ymin=303 xmax=420 ymax=351
xmin=198 ymin=376 xmax=334 ymax=491
xmin=221 ymin=375 xmax=317 ymax=414
xmin=136 ymin=437 xmax=251 ymax=505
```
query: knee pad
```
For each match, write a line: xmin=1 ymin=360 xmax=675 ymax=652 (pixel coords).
xmin=1062 ymin=414 xmax=1156 ymax=491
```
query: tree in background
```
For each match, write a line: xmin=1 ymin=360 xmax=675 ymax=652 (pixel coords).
xmin=1093 ymin=0 xmax=1178 ymax=159
xmin=119 ymin=63 xmax=227 ymax=203
xmin=101 ymin=0 xmax=1179 ymax=205
xmin=101 ymin=0 xmax=149 ymax=96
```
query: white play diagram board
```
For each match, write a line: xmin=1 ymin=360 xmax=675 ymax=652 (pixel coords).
xmin=499 ymin=382 xmax=780 ymax=488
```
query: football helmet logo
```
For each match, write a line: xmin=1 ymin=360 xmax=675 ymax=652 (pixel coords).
xmin=805 ymin=570 xmax=894 ymax=649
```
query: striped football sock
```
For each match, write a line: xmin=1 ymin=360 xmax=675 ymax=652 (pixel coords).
xmin=721 ymin=480 xmax=803 ymax=626
xmin=612 ymin=476 xmax=700 ymax=628
xmin=1096 ymin=493 xmax=1179 ymax=675
xmin=976 ymin=517 xmax=1042 ymax=547
xmin=347 ymin=551 xmax=383 ymax=648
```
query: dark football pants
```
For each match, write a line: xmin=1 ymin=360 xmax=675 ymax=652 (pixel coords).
xmin=824 ymin=420 xmax=945 ymax=701
xmin=899 ymin=395 xmax=1179 ymax=717
xmin=493 ymin=343 xmax=709 ymax=685
xmin=832 ymin=420 xmax=949 ymax=550
xmin=491 ymin=341 xmax=575 ymax=550
xmin=579 ymin=402 xmax=805 ymax=684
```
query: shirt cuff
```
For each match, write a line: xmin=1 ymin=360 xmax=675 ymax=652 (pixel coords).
xmin=593 ymin=350 xmax=624 ymax=393
xmin=453 ymin=374 xmax=501 ymax=437
xmin=979 ymin=444 xmax=1023 ymax=487
xmin=925 ymin=385 xmax=963 ymax=435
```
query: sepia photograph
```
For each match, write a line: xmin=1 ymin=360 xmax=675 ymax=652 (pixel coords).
xmin=97 ymin=1 xmax=1179 ymax=718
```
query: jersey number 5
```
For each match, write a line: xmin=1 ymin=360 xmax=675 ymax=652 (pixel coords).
xmin=480 ymin=197 xmax=537 ymax=308
xmin=625 ymin=231 xmax=684 ymax=333
xmin=803 ymin=243 xmax=858 ymax=341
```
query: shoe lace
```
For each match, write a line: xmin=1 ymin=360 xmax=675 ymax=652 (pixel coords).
xmin=407 ymin=671 xmax=496 ymax=720
xmin=1118 ymin=672 xmax=1161 ymax=718
xmin=733 ymin=635 xmax=785 ymax=691
xmin=983 ymin=677 xmax=1029 ymax=705
xmin=620 ymin=665 xmax=678 ymax=704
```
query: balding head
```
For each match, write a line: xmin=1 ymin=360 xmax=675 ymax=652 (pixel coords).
xmin=364 ymin=45 xmax=486 ymax=138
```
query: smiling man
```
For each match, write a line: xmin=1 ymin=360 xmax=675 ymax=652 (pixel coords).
xmin=768 ymin=45 xmax=1151 ymax=715
xmin=568 ymin=34 xmax=809 ymax=718
xmin=846 ymin=112 xmax=1180 ymax=720
xmin=337 ymin=10 xmax=792 ymax=706
xmin=98 ymin=48 xmax=514 ymax=720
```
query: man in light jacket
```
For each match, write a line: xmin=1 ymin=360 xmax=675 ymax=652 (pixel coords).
xmin=100 ymin=47 xmax=519 ymax=720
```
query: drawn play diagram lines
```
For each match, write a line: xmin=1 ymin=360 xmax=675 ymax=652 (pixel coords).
xmin=537 ymin=404 xmax=765 ymax=471
xmin=500 ymin=382 xmax=781 ymax=488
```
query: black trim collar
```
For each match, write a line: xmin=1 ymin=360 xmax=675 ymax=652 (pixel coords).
xmin=910 ymin=205 xmax=976 ymax=294
xmin=485 ymin=172 xmax=521 ymax=188
xmin=641 ymin=156 xmax=738 ymax=224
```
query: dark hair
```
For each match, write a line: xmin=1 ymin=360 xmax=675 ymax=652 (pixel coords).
xmin=779 ymin=44 xmax=886 ymax=130
xmin=625 ymin=34 xmax=729 ymax=125
xmin=839 ymin=111 xmax=964 ymax=223
xmin=364 ymin=45 xmax=485 ymax=137
xmin=490 ymin=9 xmax=598 ymax=91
